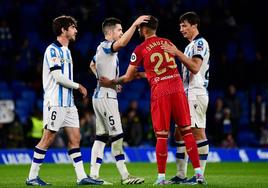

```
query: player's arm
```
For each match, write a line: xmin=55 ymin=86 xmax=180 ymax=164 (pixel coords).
xmin=99 ymin=65 xmax=138 ymax=87
xmin=51 ymin=70 xmax=87 ymax=98
xmin=161 ymin=42 xmax=202 ymax=74
xmin=112 ymin=15 xmax=150 ymax=52
xmin=89 ymin=60 xmax=97 ymax=77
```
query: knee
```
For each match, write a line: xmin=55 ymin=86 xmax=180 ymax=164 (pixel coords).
xmin=192 ymin=128 xmax=206 ymax=140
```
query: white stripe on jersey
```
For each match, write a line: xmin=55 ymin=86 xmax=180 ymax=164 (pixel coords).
xmin=182 ymin=35 xmax=210 ymax=98
xmin=43 ymin=41 xmax=74 ymax=107
xmin=92 ymin=40 xmax=119 ymax=99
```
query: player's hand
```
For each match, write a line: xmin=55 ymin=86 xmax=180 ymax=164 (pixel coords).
xmin=161 ymin=42 xmax=178 ymax=56
xmin=99 ymin=76 xmax=114 ymax=87
xmin=134 ymin=72 xmax=146 ymax=79
xmin=78 ymin=84 xmax=87 ymax=98
xmin=116 ymin=84 xmax=122 ymax=93
xmin=133 ymin=15 xmax=150 ymax=27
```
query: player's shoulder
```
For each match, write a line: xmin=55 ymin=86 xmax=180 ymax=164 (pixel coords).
xmin=194 ymin=35 xmax=208 ymax=45
xmin=100 ymin=40 xmax=113 ymax=48
xmin=44 ymin=41 xmax=63 ymax=57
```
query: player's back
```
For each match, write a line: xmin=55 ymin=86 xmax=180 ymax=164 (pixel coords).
xmin=131 ymin=36 xmax=184 ymax=99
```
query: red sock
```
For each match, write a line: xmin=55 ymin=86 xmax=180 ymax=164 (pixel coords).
xmin=156 ymin=138 xmax=168 ymax=173
xmin=183 ymin=133 xmax=200 ymax=169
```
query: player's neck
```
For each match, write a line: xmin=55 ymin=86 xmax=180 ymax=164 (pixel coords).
xmin=189 ymin=31 xmax=199 ymax=42
xmin=57 ymin=36 xmax=69 ymax=47
xmin=105 ymin=35 xmax=113 ymax=42
xmin=145 ymin=34 xmax=156 ymax=40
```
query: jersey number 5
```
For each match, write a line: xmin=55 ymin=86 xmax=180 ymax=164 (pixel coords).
xmin=150 ymin=52 xmax=177 ymax=75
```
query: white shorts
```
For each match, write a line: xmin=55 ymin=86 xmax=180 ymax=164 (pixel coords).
xmin=92 ymin=96 xmax=122 ymax=136
xmin=43 ymin=105 xmax=79 ymax=131
xmin=188 ymin=95 xmax=208 ymax=129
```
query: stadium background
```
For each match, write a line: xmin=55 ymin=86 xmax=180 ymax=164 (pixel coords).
xmin=1 ymin=0 xmax=268 ymax=151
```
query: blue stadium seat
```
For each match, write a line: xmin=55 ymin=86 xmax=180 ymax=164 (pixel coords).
xmin=0 ymin=81 xmax=8 ymax=90
xmin=138 ymin=100 xmax=150 ymax=114
xmin=0 ymin=90 xmax=14 ymax=99
xmin=119 ymin=99 xmax=129 ymax=113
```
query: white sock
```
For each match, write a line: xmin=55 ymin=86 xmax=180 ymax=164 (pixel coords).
xmin=112 ymin=136 xmax=129 ymax=180
xmin=90 ymin=140 xmax=106 ymax=178
xmin=158 ymin=173 xmax=165 ymax=180
xmin=197 ymin=139 xmax=209 ymax=174
xmin=175 ymin=141 xmax=188 ymax=179
xmin=28 ymin=147 xmax=46 ymax=180
xmin=68 ymin=148 xmax=87 ymax=181
xmin=115 ymin=158 xmax=129 ymax=179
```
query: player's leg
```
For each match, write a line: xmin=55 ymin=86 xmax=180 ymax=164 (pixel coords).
xmin=90 ymin=98 xmax=109 ymax=180
xmin=151 ymin=96 xmax=171 ymax=185
xmin=169 ymin=127 xmax=188 ymax=183
xmin=65 ymin=106 xmax=103 ymax=185
xmin=105 ymin=98 xmax=144 ymax=184
xmin=172 ymin=92 xmax=205 ymax=184
xmin=26 ymin=106 xmax=63 ymax=186
xmin=191 ymin=95 xmax=209 ymax=174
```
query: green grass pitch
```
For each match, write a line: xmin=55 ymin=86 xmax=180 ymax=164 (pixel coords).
xmin=0 ymin=162 xmax=268 ymax=187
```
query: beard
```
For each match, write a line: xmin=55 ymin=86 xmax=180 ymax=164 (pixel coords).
xmin=69 ymin=35 xmax=76 ymax=42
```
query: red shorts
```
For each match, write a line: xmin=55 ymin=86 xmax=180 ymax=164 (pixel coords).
xmin=151 ymin=92 xmax=191 ymax=132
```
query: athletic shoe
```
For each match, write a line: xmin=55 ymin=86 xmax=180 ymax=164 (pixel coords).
xmin=169 ymin=176 xmax=187 ymax=184
xmin=153 ymin=177 xmax=171 ymax=185
xmin=77 ymin=176 xmax=104 ymax=185
xmin=184 ymin=173 xmax=207 ymax=185
xmin=121 ymin=175 xmax=145 ymax=185
xmin=26 ymin=176 xmax=51 ymax=186
xmin=90 ymin=176 xmax=113 ymax=185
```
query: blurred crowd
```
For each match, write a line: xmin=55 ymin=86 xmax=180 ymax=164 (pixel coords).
xmin=1 ymin=0 xmax=268 ymax=148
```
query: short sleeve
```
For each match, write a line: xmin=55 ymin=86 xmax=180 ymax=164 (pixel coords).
xmin=193 ymin=39 xmax=206 ymax=59
xmin=45 ymin=47 xmax=61 ymax=69
xmin=101 ymin=41 xmax=114 ymax=54
xmin=129 ymin=46 xmax=143 ymax=67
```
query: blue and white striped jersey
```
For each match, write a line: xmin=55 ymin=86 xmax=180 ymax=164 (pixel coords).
xmin=92 ymin=40 xmax=119 ymax=98
xmin=182 ymin=34 xmax=210 ymax=98
xmin=43 ymin=41 xmax=75 ymax=107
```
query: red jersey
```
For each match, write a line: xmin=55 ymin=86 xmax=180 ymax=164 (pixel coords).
xmin=130 ymin=36 xmax=185 ymax=99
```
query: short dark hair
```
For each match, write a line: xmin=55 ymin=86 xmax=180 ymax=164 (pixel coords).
xmin=180 ymin=12 xmax=200 ymax=28
xmin=140 ymin=15 xmax=158 ymax=30
xmin=52 ymin=15 xmax=77 ymax=36
xmin=102 ymin=17 xmax=121 ymax=35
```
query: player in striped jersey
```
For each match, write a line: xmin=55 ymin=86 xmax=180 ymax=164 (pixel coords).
xmin=89 ymin=16 xmax=149 ymax=185
xmin=26 ymin=15 xmax=103 ymax=186
xmin=162 ymin=11 xmax=209 ymax=185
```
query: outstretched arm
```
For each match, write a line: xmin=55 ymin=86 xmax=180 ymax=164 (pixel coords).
xmin=161 ymin=42 xmax=202 ymax=74
xmin=99 ymin=65 xmax=138 ymax=87
xmin=112 ymin=15 xmax=150 ymax=52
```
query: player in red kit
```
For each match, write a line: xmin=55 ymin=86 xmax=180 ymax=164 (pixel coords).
xmin=99 ymin=15 xmax=205 ymax=185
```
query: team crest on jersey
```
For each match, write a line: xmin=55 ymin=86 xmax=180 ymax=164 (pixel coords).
xmin=130 ymin=53 xmax=137 ymax=62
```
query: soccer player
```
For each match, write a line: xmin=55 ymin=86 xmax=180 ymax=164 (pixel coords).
xmin=99 ymin=15 xmax=205 ymax=185
xmin=26 ymin=15 xmax=103 ymax=186
xmin=89 ymin=16 xmax=149 ymax=185
xmin=161 ymin=11 xmax=210 ymax=184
